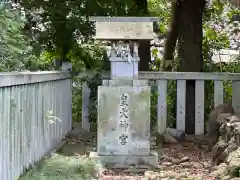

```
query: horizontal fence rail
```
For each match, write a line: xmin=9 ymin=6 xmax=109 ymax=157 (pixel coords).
xmin=77 ymin=70 xmax=240 ymax=80
xmin=0 ymin=71 xmax=72 ymax=180
xmin=79 ymin=71 xmax=240 ymax=135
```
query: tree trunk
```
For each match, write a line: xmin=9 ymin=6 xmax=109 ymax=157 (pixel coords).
xmin=177 ymin=0 xmax=205 ymax=134
xmin=161 ymin=3 xmax=180 ymax=71
xmin=133 ymin=0 xmax=151 ymax=71
xmin=139 ymin=40 xmax=151 ymax=71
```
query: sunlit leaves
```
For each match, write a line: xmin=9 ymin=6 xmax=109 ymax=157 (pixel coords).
xmin=0 ymin=6 xmax=54 ymax=72
xmin=148 ymin=0 xmax=170 ymax=36
xmin=205 ymin=27 xmax=217 ymax=40
xmin=0 ymin=8 xmax=28 ymax=71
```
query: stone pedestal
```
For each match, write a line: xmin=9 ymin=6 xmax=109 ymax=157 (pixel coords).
xmin=89 ymin=151 xmax=158 ymax=168
xmin=89 ymin=84 xmax=158 ymax=168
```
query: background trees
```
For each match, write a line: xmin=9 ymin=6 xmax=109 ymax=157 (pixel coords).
xmin=0 ymin=0 xmax=239 ymax=133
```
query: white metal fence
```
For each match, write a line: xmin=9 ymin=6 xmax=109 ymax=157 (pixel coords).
xmin=81 ymin=71 xmax=240 ymax=135
xmin=0 ymin=71 xmax=72 ymax=180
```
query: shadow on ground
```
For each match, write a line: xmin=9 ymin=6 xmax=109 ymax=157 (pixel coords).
xmin=18 ymin=132 xmax=101 ymax=180
xmin=58 ymin=135 xmax=96 ymax=156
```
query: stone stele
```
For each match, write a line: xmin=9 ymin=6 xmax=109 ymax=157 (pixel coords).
xmin=95 ymin=21 xmax=157 ymax=40
xmin=90 ymin=85 xmax=158 ymax=168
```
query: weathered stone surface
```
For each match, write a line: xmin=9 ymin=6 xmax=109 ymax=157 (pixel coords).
xmin=221 ymin=175 xmax=232 ymax=180
xmin=153 ymin=128 xmax=186 ymax=147
xmin=192 ymin=162 xmax=204 ymax=169
xmin=228 ymin=157 xmax=240 ymax=176
xmin=226 ymin=147 xmax=240 ymax=163
xmin=206 ymin=104 xmax=235 ymax=150
xmin=212 ymin=139 xmax=228 ymax=164
xmin=144 ymin=171 xmax=160 ymax=179
xmin=97 ymin=85 xmax=151 ymax=156
xmin=209 ymin=112 xmax=240 ymax=178
xmin=181 ymin=162 xmax=192 ymax=168
xmin=89 ymin=151 xmax=158 ymax=168
xmin=108 ymin=60 xmax=139 ymax=80
xmin=172 ymin=156 xmax=189 ymax=165
xmin=202 ymin=161 xmax=212 ymax=168
xmin=209 ymin=163 xmax=228 ymax=178
xmin=95 ymin=21 xmax=157 ymax=40
xmin=161 ymin=162 xmax=172 ymax=166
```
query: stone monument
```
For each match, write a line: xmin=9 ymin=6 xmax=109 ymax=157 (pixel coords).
xmin=89 ymin=16 xmax=159 ymax=168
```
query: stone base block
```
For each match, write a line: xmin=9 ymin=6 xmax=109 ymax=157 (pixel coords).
xmin=89 ymin=151 xmax=158 ymax=169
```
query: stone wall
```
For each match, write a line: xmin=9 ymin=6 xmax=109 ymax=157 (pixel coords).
xmin=210 ymin=114 xmax=240 ymax=179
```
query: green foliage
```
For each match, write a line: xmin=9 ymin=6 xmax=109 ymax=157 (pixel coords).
xmin=0 ymin=7 xmax=30 ymax=71
xmin=148 ymin=0 xmax=170 ymax=35
xmin=0 ymin=6 xmax=54 ymax=71
xmin=72 ymin=78 xmax=83 ymax=124
xmin=18 ymin=153 xmax=103 ymax=180
xmin=148 ymin=0 xmax=239 ymax=128
xmin=19 ymin=0 xmax=143 ymax=64
xmin=70 ymin=43 xmax=109 ymax=124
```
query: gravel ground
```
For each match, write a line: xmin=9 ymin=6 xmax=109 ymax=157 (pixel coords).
xmin=20 ymin=130 xmax=217 ymax=180
xmin=99 ymin=141 xmax=217 ymax=180
xmin=62 ymin=132 xmax=215 ymax=180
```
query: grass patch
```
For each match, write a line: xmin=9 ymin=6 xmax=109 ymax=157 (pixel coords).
xmin=18 ymin=153 xmax=103 ymax=180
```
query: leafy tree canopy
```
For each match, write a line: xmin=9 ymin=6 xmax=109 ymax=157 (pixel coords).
xmin=0 ymin=6 xmax=53 ymax=71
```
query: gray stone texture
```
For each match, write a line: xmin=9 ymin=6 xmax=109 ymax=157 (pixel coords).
xmin=97 ymin=85 xmax=151 ymax=156
xmin=89 ymin=151 xmax=158 ymax=168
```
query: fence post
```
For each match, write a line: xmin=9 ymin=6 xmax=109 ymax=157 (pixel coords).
xmin=82 ymin=82 xmax=90 ymax=131
xmin=157 ymin=80 xmax=167 ymax=134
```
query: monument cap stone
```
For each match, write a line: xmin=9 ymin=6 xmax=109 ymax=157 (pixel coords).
xmin=89 ymin=16 xmax=159 ymax=40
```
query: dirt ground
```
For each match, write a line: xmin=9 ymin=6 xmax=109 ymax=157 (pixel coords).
xmin=59 ymin=131 xmax=217 ymax=180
